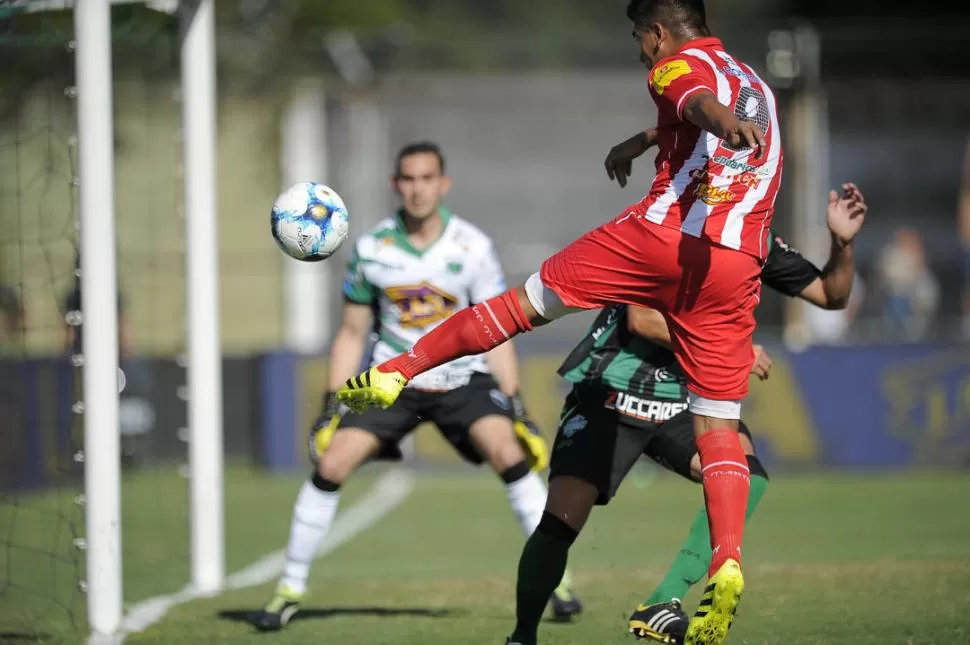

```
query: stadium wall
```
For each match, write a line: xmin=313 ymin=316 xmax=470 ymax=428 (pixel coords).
xmin=5 ymin=343 xmax=970 ymax=491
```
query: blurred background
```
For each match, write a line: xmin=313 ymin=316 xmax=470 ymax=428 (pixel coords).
xmin=1 ymin=0 xmax=970 ymax=642
xmin=2 ymin=0 xmax=969 ymax=477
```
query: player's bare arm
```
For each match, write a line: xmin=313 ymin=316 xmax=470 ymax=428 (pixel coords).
xmin=681 ymin=91 xmax=766 ymax=158
xmin=327 ymin=302 xmax=374 ymax=390
xmin=797 ymin=183 xmax=867 ymax=310
xmin=605 ymin=128 xmax=659 ymax=187
xmin=485 ymin=341 xmax=521 ymax=396
xmin=627 ymin=305 xmax=669 ymax=344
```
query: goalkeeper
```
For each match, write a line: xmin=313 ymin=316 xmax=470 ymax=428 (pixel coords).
xmin=251 ymin=141 xmax=580 ymax=631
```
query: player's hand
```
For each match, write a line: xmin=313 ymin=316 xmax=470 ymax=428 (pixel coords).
xmin=511 ymin=393 xmax=550 ymax=472
xmin=726 ymin=121 xmax=766 ymax=159
xmin=750 ymin=344 xmax=772 ymax=380
xmin=827 ymin=182 xmax=867 ymax=247
xmin=605 ymin=130 xmax=656 ymax=188
xmin=308 ymin=391 xmax=342 ymax=463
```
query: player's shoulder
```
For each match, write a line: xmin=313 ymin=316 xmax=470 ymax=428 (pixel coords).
xmin=648 ymin=47 xmax=721 ymax=96
xmin=353 ymin=216 xmax=399 ymax=253
xmin=445 ymin=212 xmax=496 ymax=250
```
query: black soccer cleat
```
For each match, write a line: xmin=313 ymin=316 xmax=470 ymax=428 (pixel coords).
xmin=629 ymin=599 xmax=689 ymax=644
xmin=249 ymin=586 xmax=304 ymax=632
xmin=549 ymin=585 xmax=584 ymax=622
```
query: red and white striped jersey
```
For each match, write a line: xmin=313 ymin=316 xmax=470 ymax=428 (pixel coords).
xmin=638 ymin=37 xmax=783 ymax=260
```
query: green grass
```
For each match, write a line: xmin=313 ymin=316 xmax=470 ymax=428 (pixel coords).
xmin=3 ymin=466 xmax=970 ymax=645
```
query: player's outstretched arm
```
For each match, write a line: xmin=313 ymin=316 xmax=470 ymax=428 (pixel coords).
xmin=681 ymin=92 xmax=766 ymax=158
xmin=797 ymin=183 xmax=868 ymax=310
xmin=604 ymin=128 xmax=659 ymax=187
xmin=327 ymin=302 xmax=374 ymax=391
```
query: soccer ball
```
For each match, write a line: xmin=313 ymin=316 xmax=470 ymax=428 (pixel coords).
xmin=271 ymin=182 xmax=350 ymax=261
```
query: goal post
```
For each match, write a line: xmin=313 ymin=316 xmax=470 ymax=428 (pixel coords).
xmin=180 ymin=0 xmax=224 ymax=598
xmin=74 ymin=0 xmax=122 ymax=635
xmin=70 ymin=0 xmax=225 ymax=635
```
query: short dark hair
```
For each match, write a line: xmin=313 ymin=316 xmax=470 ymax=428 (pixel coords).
xmin=395 ymin=141 xmax=446 ymax=177
xmin=626 ymin=0 xmax=709 ymax=37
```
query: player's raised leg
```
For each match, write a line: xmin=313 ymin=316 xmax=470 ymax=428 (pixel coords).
xmin=337 ymin=284 xmax=542 ymax=410
xmin=250 ymin=427 xmax=379 ymax=631
xmin=335 ymin=211 xmax=678 ymax=413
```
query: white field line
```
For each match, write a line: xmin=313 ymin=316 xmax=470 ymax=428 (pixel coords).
xmin=87 ymin=468 xmax=415 ymax=645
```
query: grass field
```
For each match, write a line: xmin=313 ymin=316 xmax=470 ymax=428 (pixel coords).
xmin=2 ymin=464 xmax=970 ymax=645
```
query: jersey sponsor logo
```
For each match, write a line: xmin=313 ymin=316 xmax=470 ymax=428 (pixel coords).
xmin=650 ymin=59 xmax=692 ymax=95
xmin=591 ymin=307 xmax=621 ymax=340
xmin=654 ymin=367 xmax=676 ymax=382
xmin=737 ymin=171 xmax=761 ymax=189
xmin=705 ymin=154 xmax=757 ymax=174
xmin=720 ymin=63 xmax=760 ymax=84
xmin=385 ymin=282 xmax=460 ymax=329
xmin=688 ymin=167 xmax=761 ymax=204
xmin=693 ymin=182 xmax=735 ymax=206
xmin=561 ymin=414 xmax=587 ymax=438
xmin=605 ymin=391 xmax=688 ymax=422
xmin=447 ymin=262 xmax=463 ymax=274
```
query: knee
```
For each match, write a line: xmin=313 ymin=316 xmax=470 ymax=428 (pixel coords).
xmin=491 ymin=436 xmax=530 ymax=474
xmin=317 ymin=450 xmax=355 ymax=485
xmin=522 ymin=274 xmax=579 ymax=323
xmin=545 ymin=476 xmax=598 ymax=532
xmin=475 ymin=418 xmax=528 ymax=473
xmin=536 ymin=511 xmax=579 ymax=545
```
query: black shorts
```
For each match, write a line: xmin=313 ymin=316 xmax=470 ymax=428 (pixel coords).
xmin=338 ymin=372 xmax=513 ymax=464
xmin=549 ymin=384 xmax=754 ymax=504
xmin=549 ymin=385 xmax=667 ymax=505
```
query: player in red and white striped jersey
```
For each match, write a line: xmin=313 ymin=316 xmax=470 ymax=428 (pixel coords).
xmin=633 ymin=31 xmax=783 ymax=256
xmin=338 ymin=4 xmax=780 ymax=644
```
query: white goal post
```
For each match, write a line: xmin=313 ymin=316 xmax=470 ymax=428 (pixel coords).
xmin=22 ymin=0 xmax=226 ymax=636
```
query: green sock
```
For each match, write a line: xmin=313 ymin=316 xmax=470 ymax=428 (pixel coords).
xmin=645 ymin=473 xmax=768 ymax=605
xmin=510 ymin=529 xmax=571 ymax=645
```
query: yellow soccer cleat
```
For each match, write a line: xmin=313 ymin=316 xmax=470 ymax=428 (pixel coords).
xmin=684 ymin=558 xmax=744 ymax=645
xmin=336 ymin=367 xmax=408 ymax=412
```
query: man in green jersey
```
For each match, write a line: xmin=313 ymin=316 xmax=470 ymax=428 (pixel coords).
xmin=506 ymin=183 xmax=867 ymax=645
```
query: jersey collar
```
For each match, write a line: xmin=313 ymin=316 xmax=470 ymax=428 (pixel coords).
xmin=675 ymin=36 xmax=723 ymax=54
xmin=391 ymin=206 xmax=452 ymax=257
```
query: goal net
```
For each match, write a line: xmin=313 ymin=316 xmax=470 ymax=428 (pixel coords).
xmin=1 ymin=1 xmax=221 ymax=641
xmin=1 ymin=1 xmax=88 ymax=640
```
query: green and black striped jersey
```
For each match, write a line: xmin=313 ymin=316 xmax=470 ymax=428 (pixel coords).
xmin=557 ymin=229 xmax=823 ymax=399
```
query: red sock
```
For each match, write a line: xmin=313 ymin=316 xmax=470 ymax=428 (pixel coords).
xmin=696 ymin=428 xmax=750 ymax=577
xmin=378 ymin=289 xmax=533 ymax=379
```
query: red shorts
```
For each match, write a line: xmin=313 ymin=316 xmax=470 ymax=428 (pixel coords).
xmin=540 ymin=212 xmax=761 ymax=400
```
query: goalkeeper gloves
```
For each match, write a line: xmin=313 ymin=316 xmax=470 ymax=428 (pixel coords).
xmin=511 ymin=392 xmax=550 ymax=472
xmin=308 ymin=391 xmax=342 ymax=463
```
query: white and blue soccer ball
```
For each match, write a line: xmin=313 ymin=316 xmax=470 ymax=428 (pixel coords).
xmin=271 ymin=182 xmax=350 ymax=261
